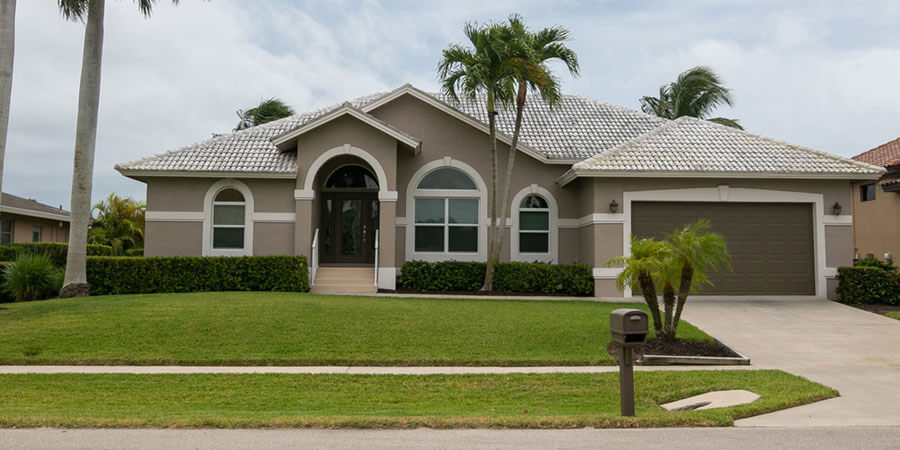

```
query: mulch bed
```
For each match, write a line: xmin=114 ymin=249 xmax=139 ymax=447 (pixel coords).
xmin=843 ymin=302 xmax=900 ymax=315
xmin=606 ymin=338 xmax=741 ymax=365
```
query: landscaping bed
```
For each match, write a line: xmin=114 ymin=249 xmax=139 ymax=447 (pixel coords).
xmin=844 ymin=302 xmax=900 ymax=320
xmin=606 ymin=338 xmax=741 ymax=365
xmin=0 ymin=370 xmax=837 ymax=428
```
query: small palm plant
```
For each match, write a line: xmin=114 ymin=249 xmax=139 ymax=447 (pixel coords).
xmin=608 ymin=219 xmax=730 ymax=341
xmin=3 ymin=254 xmax=64 ymax=302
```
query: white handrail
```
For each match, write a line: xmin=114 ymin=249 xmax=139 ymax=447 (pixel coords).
xmin=310 ymin=228 xmax=319 ymax=287
xmin=373 ymin=229 xmax=379 ymax=287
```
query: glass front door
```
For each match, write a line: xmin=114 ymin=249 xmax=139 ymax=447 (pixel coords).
xmin=320 ymin=193 xmax=378 ymax=264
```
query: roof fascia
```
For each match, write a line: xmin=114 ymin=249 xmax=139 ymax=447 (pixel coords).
xmin=557 ymin=169 xmax=885 ymax=187
xmin=0 ymin=205 xmax=70 ymax=222
xmin=116 ymin=169 xmax=297 ymax=180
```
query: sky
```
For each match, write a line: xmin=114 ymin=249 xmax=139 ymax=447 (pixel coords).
xmin=4 ymin=0 xmax=900 ymax=209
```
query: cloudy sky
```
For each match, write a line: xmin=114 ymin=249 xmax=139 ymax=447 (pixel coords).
xmin=4 ymin=0 xmax=900 ymax=209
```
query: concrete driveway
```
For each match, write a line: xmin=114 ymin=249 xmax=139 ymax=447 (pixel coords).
xmin=681 ymin=298 xmax=900 ymax=426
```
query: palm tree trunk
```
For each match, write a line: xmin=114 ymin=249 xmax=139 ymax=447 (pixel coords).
xmin=661 ymin=282 xmax=676 ymax=341
xmin=672 ymin=262 xmax=693 ymax=331
xmin=60 ymin=0 xmax=104 ymax=298
xmin=481 ymin=90 xmax=499 ymax=292
xmin=0 ymin=0 xmax=15 ymax=222
xmin=637 ymin=270 xmax=662 ymax=332
xmin=492 ymin=81 xmax=527 ymax=273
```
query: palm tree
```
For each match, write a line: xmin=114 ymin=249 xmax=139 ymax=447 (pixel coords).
xmin=640 ymin=66 xmax=743 ymax=129
xmin=58 ymin=0 xmax=179 ymax=298
xmin=490 ymin=15 xmax=579 ymax=284
xmin=234 ymin=97 xmax=295 ymax=131
xmin=608 ymin=237 xmax=668 ymax=333
xmin=88 ymin=193 xmax=145 ymax=254
xmin=438 ymin=21 xmax=516 ymax=291
xmin=0 ymin=0 xmax=16 ymax=226
xmin=665 ymin=219 xmax=730 ymax=333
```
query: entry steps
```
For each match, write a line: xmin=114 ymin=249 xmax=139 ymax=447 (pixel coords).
xmin=310 ymin=267 xmax=377 ymax=294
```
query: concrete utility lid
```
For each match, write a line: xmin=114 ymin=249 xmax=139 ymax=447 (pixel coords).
xmin=661 ymin=390 xmax=761 ymax=411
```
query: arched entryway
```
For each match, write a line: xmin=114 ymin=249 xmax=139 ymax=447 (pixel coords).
xmin=318 ymin=163 xmax=379 ymax=264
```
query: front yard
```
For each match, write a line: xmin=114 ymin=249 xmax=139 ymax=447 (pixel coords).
xmin=0 ymin=292 xmax=711 ymax=366
xmin=0 ymin=371 xmax=836 ymax=428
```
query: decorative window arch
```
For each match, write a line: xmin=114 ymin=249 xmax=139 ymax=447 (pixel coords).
xmin=405 ymin=158 xmax=487 ymax=262
xmin=202 ymin=179 xmax=254 ymax=256
xmin=510 ymin=184 xmax=558 ymax=263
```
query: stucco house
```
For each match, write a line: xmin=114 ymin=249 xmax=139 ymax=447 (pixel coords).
xmin=851 ymin=137 xmax=900 ymax=262
xmin=0 ymin=192 xmax=70 ymax=245
xmin=116 ymin=84 xmax=883 ymax=297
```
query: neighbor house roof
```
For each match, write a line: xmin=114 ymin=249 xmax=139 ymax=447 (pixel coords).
xmin=1 ymin=192 xmax=70 ymax=222
xmin=559 ymin=116 xmax=884 ymax=185
xmin=852 ymin=137 xmax=900 ymax=168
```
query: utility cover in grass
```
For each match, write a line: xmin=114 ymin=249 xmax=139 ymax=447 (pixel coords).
xmin=661 ymin=390 xmax=760 ymax=411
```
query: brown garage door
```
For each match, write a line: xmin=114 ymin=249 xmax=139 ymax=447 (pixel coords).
xmin=631 ymin=202 xmax=814 ymax=295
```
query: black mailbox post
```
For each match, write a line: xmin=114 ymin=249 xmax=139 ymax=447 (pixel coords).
xmin=610 ymin=308 xmax=649 ymax=416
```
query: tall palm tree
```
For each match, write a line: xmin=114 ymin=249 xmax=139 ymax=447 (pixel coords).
xmin=0 ymin=0 xmax=16 ymax=226
xmin=234 ymin=97 xmax=295 ymax=131
xmin=58 ymin=0 xmax=178 ymax=298
xmin=489 ymin=15 xmax=579 ymax=285
xmin=438 ymin=21 xmax=516 ymax=291
xmin=640 ymin=65 xmax=743 ymax=129
xmin=88 ymin=193 xmax=145 ymax=254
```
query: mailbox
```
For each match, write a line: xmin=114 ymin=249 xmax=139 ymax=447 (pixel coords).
xmin=610 ymin=309 xmax=648 ymax=347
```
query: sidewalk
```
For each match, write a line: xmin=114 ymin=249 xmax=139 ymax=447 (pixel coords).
xmin=0 ymin=365 xmax=761 ymax=374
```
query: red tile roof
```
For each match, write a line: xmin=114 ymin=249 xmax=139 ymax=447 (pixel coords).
xmin=853 ymin=137 xmax=900 ymax=167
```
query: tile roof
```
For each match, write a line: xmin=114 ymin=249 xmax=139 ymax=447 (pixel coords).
xmin=1 ymin=192 xmax=70 ymax=218
xmin=852 ymin=137 xmax=900 ymax=168
xmin=573 ymin=116 xmax=884 ymax=177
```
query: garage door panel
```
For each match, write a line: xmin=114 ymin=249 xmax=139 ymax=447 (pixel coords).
xmin=632 ymin=202 xmax=814 ymax=295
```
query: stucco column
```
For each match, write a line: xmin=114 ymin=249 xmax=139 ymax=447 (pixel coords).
xmin=294 ymin=198 xmax=313 ymax=257
xmin=377 ymin=191 xmax=398 ymax=290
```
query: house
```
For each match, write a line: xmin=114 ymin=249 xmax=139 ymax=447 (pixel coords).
xmin=0 ymin=192 xmax=70 ymax=245
xmin=116 ymin=84 xmax=883 ymax=297
xmin=851 ymin=137 xmax=900 ymax=262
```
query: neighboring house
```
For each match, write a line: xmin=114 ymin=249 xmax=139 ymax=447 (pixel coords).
xmin=851 ymin=137 xmax=900 ymax=261
xmin=116 ymin=84 xmax=883 ymax=298
xmin=0 ymin=192 xmax=70 ymax=245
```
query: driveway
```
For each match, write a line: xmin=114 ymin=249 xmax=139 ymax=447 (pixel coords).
xmin=681 ymin=298 xmax=900 ymax=426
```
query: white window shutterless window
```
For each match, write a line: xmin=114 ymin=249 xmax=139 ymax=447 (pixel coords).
xmin=212 ymin=188 xmax=246 ymax=249
xmin=414 ymin=168 xmax=479 ymax=254
xmin=518 ymin=194 xmax=549 ymax=254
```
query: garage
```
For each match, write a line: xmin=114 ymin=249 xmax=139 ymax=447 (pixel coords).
xmin=631 ymin=202 xmax=815 ymax=295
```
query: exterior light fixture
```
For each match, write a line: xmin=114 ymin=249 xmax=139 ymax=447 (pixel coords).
xmin=609 ymin=200 xmax=619 ymax=213
xmin=832 ymin=201 xmax=842 ymax=215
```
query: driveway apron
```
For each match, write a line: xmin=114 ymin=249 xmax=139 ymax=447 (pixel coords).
xmin=681 ymin=298 xmax=900 ymax=426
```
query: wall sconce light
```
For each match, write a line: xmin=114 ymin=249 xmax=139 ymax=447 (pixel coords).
xmin=609 ymin=199 xmax=619 ymax=213
xmin=832 ymin=201 xmax=842 ymax=215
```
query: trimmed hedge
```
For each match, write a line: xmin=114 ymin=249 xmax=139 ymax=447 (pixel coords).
xmin=836 ymin=266 xmax=900 ymax=305
xmin=0 ymin=242 xmax=114 ymax=266
xmin=86 ymin=255 xmax=309 ymax=295
xmin=397 ymin=260 xmax=594 ymax=296
xmin=124 ymin=248 xmax=144 ymax=257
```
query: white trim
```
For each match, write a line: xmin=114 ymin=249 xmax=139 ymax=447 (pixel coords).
xmin=146 ymin=211 xmax=203 ymax=222
xmin=510 ymin=184 xmax=558 ymax=263
xmin=202 ymin=179 xmax=254 ymax=257
xmin=117 ymin=169 xmax=295 ymax=180
xmin=822 ymin=267 xmax=838 ymax=277
xmin=0 ymin=206 xmax=70 ymax=222
xmin=377 ymin=267 xmax=396 ymax=290
xmin=253 ymin=212 xmax=296 ymax=223
xmin=593 ymin=267 xmax=623 ymax=279
xmin=303 ymin=144 xmax=390 ymax=194
xmin=294 ymin=189 xmax=315 ymax=200
xmin=405 ymin=158 xmax=488 ymax=262
xmin=395 ymin=216 xmax=408 ymax=226
xmin=622 ymin=186 xmax=829 ymax=297
xmin=361 ymin=85 xmax=576 ymax=166
xmin=823 ymin=215 xmax=853 ymax=226
xmin=558 ymin=168 xmax=883 ymax=187
xmin=271 ymin=104 xmax=421 ymax=151
xmin=378 ymin=191 xmax=399 ymax=202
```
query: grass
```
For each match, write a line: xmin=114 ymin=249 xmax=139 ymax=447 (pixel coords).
xmin=0 ymin=370 xmax=837 ymax=428
xmin=887 ymin=311 xmax=900 ymax=321
xmin=0 ymin=292 xmax=711 ymax=366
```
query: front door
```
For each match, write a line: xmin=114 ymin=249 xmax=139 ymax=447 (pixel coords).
xmin=320 ymin=193 xmax=378 ymax=264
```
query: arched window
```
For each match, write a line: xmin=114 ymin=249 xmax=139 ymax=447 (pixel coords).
xmin=518 ymin=194 xmax=549 ymax=253
xmin=212 ymin=188 xmax=246 ymax=249
xmin=325 ymin=165 xmax=378 ymax=189
xmin=413 ymin=167 xmax=479 ymax=254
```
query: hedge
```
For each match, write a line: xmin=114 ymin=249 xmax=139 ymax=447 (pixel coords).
xmin=124 ymin=248 xmax=144 ymax=257
xmin=86 ymin=255 xmax=309 ymax=295
xmin=0 ymin=242 xmax=114 ymax=266
xmin=835 ymin=266 xmax=900 ymax=305
xmin=397 ymin=260 xmax=594 ymax=296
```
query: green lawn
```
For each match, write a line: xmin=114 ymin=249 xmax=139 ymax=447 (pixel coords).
xmin=0 ymin=370 xmax=836 ymax=428
xmin=0 ymin=292 xmax=710 ymax=366
xmin=887 ymin=311 xmax=900 ymax=321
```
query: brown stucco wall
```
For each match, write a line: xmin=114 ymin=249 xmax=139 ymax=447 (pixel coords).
xmin=146 ymin=178 xmax=294 ymax=213
xmin=145 ymin=221 xmax=202 ymax=256
xmin=253 ymin=222 xmax=295 ymax=255
xmin=3 ymin=212 xmax=69 ymax=244
xmin=825 ymin=225 xmax=853 ymax=267
xmin=852 ymin=181 xmax=900 ymax=261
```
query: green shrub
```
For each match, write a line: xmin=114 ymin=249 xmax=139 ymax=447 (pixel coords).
xmin=398 ymin=261 xmax=594 ymax=296
xmin=0 ymin=242 xmax=114 ymax=266
xmin=85 ymin=255 xmax=309 ymax=295
xmin=836 ymin=266 xmax=900 ymax=305
xmin=124 ymin=248 xmax=144 ymax=257
xmin=0 ymin=262 xmax=12 ymax=302
xmin=2 ymin=254 xmax=64 ymax=301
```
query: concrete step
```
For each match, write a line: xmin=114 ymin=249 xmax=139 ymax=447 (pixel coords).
xmin=312 ymin=267 xmax=376 ymax=294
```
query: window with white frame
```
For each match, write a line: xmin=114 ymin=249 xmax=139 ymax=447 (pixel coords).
xmin=413 ymin=168 xmax=479 ymax=253
xmin=518 ymin=194 xmax=549 ymax=254
xmin=212 ymin=188 xmax=246 ymax=249
xmin=1 ymin=218 xmax=13 ymax=245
